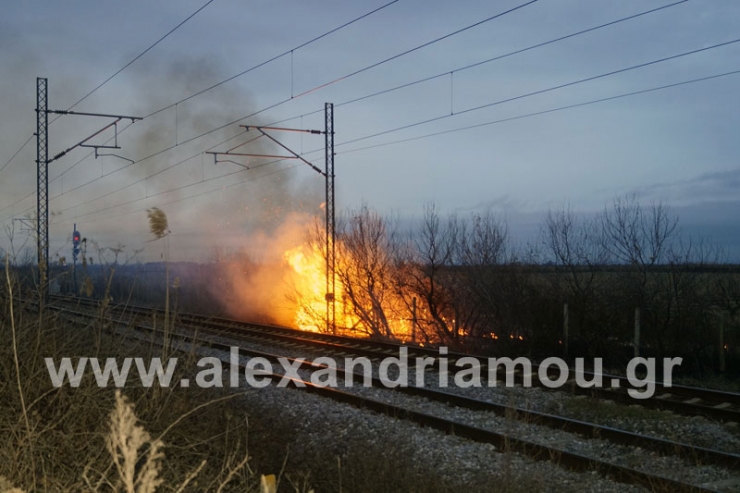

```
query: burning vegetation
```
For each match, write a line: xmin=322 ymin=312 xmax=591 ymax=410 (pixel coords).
xmin=215 ymin=204 xmax=515 ymax=347
xmin=209 ymin=196 xmax=739 ymax=372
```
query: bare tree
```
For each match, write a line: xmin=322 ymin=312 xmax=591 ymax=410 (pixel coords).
xmin=600 ymin=195 xmax=679 ymax=347
xmin=456 ymin=211 xmax=510 ymax=339
xmin=393 ymin=204 xmax=462 ymax=345
xmin=600 ymin=194 xmax=677 ymax=268
xmin=335 ymin=205 xmax=401 ymax=339
xmin=544 ymin=206 xmax=609 ymax=300
xmin=541 ymin=205 xmax=619 ymax=357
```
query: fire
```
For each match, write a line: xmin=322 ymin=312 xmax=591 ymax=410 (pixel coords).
xmin=283 ymin=242 xmax=360 ymax=333
xmin=218 ymin=211 xmax=466 ymax=343
xmin=283 ymin=238 xmax=416 ymax=340
xmin=284 ymin=247 xmax=323 ymax=331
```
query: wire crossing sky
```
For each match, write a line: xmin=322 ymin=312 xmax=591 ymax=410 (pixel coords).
xmin=1 ymin=0 xmax=739 ymax=261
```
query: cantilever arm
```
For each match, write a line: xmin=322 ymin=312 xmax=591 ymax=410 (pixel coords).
xmin=253 ymin=128 xmax=325 ymax=176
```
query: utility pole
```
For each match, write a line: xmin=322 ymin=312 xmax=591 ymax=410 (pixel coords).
xmin=324 ymin=103 xmax=336 ymax=335
xmin=36 ymin=78 xmax=49 ymax=301
xmin=35 ymin=77 xmax=140 ymax=303
xmin=207 ymin=103 xmax=336 ymax=333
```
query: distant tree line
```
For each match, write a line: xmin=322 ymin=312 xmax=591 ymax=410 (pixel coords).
xmin=4 ymin=194 xmax=737 ymax=376
xmin=324 ymin=195 xmax=739 ymax=375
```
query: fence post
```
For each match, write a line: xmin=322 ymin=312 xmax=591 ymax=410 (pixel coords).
xmin=634 ymin=307 xmax=641 ymax=359
xmin=563 ymin=303 xmax=569 ymax=358
xmin=411 ymin=296 xmax=417 ymax=344
xmin=719 ymin=315 xmax=726 ymax=373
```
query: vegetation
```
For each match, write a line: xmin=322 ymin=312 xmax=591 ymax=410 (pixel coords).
xmin=2 ymin=194 xmax=737 ymax=378
xmin=304 ymin=196 xmax=740 ymax=376
xmin=1 ymin=195 xmax=738 ymax=492
xmin=0 ymin=264 xmax=549 ymax=492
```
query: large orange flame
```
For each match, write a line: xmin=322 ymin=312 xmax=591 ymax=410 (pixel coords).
xmin=219 ymin=212 xmax=444 ymax=342
xmin=283 ymin=238 xmax=417 ymax=340
xmin=283 ymin=242 xmax=361 ymax=333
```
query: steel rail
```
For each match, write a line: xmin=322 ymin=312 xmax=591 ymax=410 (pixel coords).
xmin=43 ymin=301 xmax=728 ymax=493
xmin=47 ymin=294 xmax=740 ymax=423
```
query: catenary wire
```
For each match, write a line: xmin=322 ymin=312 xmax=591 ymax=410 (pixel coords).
xmin=3 ymin=36 xmax=733 ymax=227
xmin=292 ymin=0 xmax=539 ymax=99
xmin=30 ymin=34 xmax=739 ymax=226
xmin=332 ymin=36 xmax=740 ymax=149
xmin=262 ymin=0 xmax=692 ymax=126
xmin=143 ymin=0 xmax=402 ymax=119
xmin=43 ymin=67 xmax=740 ymax=227
xmin=54 ymin=159 xmax=305 ymax=226
xmin=40 ymin=0 xmax=540 ymax=208
xmin=0 ymin=0 xmax=217 ymax=208
xmin=62 ymin=0 xmax=217 ymax=114
xmin=0 ymin=1 xmax=704 ymax=230
xmin=0 ymin=0 xmax=685 ymax=188
xmin=338 ymin=68 xmax=740 ymax=155
xmin=47 ymin=0 xmax=402 ymax=182
xmin=0 ymin=134 xmax=34 ymax=178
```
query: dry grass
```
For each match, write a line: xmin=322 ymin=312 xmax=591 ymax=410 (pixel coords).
xmin=0 ymin=271 xmax=291 ymax=492
xmin=0 ymin=263 xmax=558 ymax=492
xmin=98 ymin=390 xmax=164 ymax=492
xmin=146 ymin=208 xmax=169 ymax=241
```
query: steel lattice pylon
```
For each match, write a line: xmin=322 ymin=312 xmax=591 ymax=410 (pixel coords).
xmin=207 ymin=103 xmax=336 ymax=333
xmin=34 ymin=77 xmax=140 ymax=304
xmin=324 ymin=102 xmax=336 ymax=334
xmin=36 ymin=77 xmax=49 ymax=298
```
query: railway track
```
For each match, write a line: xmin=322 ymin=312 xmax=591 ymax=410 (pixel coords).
xmin=45 ymin=294 xmax=740 ymax=424
xmin=35 ymin=295 xmax=740 ymax=492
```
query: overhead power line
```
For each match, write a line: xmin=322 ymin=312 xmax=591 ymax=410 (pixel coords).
xmin=37 ymin=0 xmax=535 ymax=208
xmin=35 ymin=28 xmax=738 ymax=226
xmin=0 ymin=134 xmax=34 ymax=177
xmin=42 ymin=66 xmax=740 ymax=228
xmin=57 ymin=159 xmax=301 ymax=224
xmin=0 ymin=0 xmax=698 ymax=227
xmin=0 ymin=0 xmax=685 ymax=189
xmin=6 ymin=31 xmax=731 ymax=228
xmin=272 ymin=0 xmax=691 ymax=125
xmin=53 ymin=135 xmax=247 ymax=217
xmin=46 ymin=97 xmax=293 ymax=208
xmin=47 ymin=0 xmax=402 ymax=183
xmin=334 ymin=36 xmax=740 ymax=149
xmin=0 ymin=0 xmax=216 ymax=207
xmin=143 ymin=0 xmax=402 ymax=119
xmin=0 ymin=190 xmax=35 ymax=221
xmin=293 ymin=0 xmax=540 ymax=98
xmin=81 ymin=0 xmax=534 ymax=166
xmin=339 ymin=68 xmax=740 ymax=155
xmin=48 ymin=124 xmax=307 ymax=221
xmin=65 ymin=0 xmax=217 ymax=113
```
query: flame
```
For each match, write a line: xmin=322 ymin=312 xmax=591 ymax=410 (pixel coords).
xmin=218 ymin=212 xmax=473 ymax=343
xmin=283 ymin=243 xmax=360 ymax=332
xmin=287 ymin=241 xmax=366 ymax=332
xmin=282 ymin=238 xmax=416 ymax=339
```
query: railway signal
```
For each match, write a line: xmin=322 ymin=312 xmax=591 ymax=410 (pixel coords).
xmin=72 ymin=224 xmax=82 ymax=294
xmin=72 ymin=229 xmax=81 ymax=260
